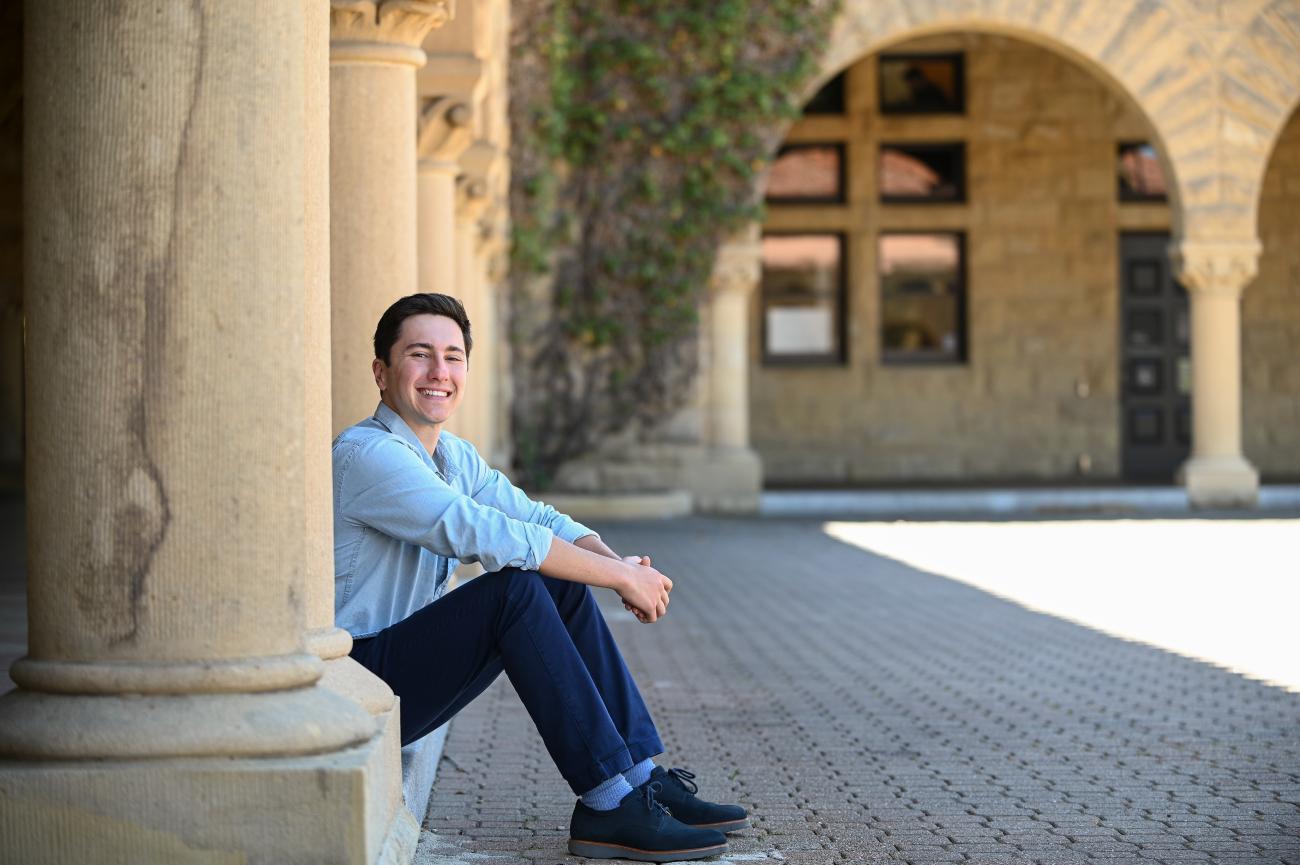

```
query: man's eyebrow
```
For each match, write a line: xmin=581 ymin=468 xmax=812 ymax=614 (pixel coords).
xmin=404 ymin=341 xmax=465 ymax=353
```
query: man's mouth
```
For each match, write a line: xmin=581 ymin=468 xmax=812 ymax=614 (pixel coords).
xmin=418 ymin=388 xmax=451 ymax=399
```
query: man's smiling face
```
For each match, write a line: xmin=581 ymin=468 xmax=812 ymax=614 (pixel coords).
xmin=373 ymin=313 xmax=467 ymax=441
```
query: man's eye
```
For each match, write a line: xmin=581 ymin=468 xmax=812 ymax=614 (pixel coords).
xmin=412 ymin=352 xmax=429 ymax=359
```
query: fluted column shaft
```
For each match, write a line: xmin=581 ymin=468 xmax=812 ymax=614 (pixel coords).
xmin=1172 ymin=239 xmax=1261 ymax=508
xmin=709 ymin=227 xmax=762 ymax=450
xmin=3 ymin=0 xmax=371 ymax=762
xmin=418 ymin=97 xmax=474 ymax=297
xmin=330 ymin=0 xmax=450 ymax=434
xmin=448 ymin=166 xmax=493 ymax=452
xmin=308 ymin=1 xmax=397 ymax=717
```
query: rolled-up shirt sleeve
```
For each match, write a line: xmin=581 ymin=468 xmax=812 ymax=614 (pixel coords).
xmin=338 ymin=435 xmax=555 ymax=572
xmin=458 ymin=439 xmax=595 ymax=545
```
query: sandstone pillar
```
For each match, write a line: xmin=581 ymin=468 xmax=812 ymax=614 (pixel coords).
xmin=1 ymin=2 xmax=409 ymax=862
xmin=330 ymin=0 xmax=451 ymax=434
xmin=689 ymin=226 xmax=765 ymax=513
xmin=1171 ymin=239 xmax=1261 ymax=508
xmin=307 ymin=0 xmax=404 ymax=757
xmin=417 ymin=97 xmax=474 ymax=297
xmin=448 ymin=146 xmax=494 ymax=453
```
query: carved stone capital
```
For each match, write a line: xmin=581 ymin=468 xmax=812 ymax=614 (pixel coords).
xmin=1170 ymin=238 xmax=1261 ymax=298
xmin=331 ymin=0 xmax=453 ymax=67
xmin=455 ymin=140 xmax=498 ymax=223
xmin=710 ymin=224 xmax=762 ymax=297
xmin=418 ymin=96 xmax=475 ymax=168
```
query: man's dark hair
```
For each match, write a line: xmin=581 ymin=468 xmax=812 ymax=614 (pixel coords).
xmin=373 ymin=293 xmax=473 ymax=364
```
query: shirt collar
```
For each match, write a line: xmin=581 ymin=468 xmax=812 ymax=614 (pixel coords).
xmin=371 ymin=401 xmax=455 ymax=477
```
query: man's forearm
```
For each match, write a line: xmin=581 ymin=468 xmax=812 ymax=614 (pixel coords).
xmin=574 ymin=533 xmax=621 ymax=561
xmin=539 ymin=536 xmax=628 ymax=590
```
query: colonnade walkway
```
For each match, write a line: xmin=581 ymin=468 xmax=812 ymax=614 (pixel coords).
xmin=417 ymin=517 xmax=1300 ymax=865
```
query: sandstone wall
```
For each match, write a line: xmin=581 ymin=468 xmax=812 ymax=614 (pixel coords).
xmin=755 ymin=34 xmax=1174 ymax=484
xmin=1244 ymin=106 xmax=1300 ymax=479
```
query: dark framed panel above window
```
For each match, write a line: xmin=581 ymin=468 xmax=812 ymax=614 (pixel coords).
xmin=802 ymin=72 xmax=846 ymax=115
xmin=760 ymin=233 xmax=847 ymax=365
xmin=1117 ymin=142 xmax=1168 ymax=201
xmin=879 ymin=142 xmax=965 ymax=203
xmin=879 ymin=53 xmax=964 ymax=115
xmin=766 ymin=143 xmax=846 ymax=204
xmin=878 ymin=232 xmax=967 ymax=364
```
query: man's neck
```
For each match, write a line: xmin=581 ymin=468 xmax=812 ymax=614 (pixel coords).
xmin=381 ymin=394 xmax=441 ymax=457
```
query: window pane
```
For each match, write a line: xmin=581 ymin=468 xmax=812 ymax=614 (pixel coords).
xmin=761 ymin=234 xmax=843 ymax=361
xmin=879 ymin=55 xmax=964 ymax=114
xmin=766 ymin=144 xmax=844 ymax=202
xmin=879 ymin=233 xmax=964 ymax=363
xmin=1117 ymin=143 xmax=1167 ymax=200
xmin=879 ymin=143 xmax=964 ymax=202
xmin=802 ymin=73 xmax=845 ymax=115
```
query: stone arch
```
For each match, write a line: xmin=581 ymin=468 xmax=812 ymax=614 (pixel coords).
xmin=1222 ymin=0 xmax=1300 ymax=241
xmin=794 ymin=0 xmax=1222 ymax=237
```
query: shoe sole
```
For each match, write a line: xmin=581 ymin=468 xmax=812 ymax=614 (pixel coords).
xmin=694 ymin=817 xmax=748 ymax=833
xmin=568 ymin=839 xmax=728 ymax=862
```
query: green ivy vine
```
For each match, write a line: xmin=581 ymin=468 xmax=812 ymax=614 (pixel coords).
xmin=508 ymin=0 xmax=840 ymax=490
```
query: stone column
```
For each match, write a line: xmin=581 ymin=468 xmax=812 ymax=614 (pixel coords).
xmin=307 ymin=0 xmax=399 ymax=717
xmin=447 ymin=147 xmax=494 ymax=452
xmin=1 ymin=3 xmax=409 ymax=862
xmin=709 ymin=227 xmax=762 ymax=451
xmin=1171 ymin=239 xmax=1262 ymax=508
xmin=683 ymin=226 xmax=765 ymax=514
xmin=417 ymin=96 xmax=475 ymax=296
xmin=330 ymin=0 xmax=451 ymax=434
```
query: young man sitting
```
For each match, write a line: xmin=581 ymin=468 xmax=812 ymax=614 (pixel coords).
xmin=333 ymin=293 xmax=747 ymax=861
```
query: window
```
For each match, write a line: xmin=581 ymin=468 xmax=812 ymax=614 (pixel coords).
xmin=879 ymin=233 xmax=966 ymax=364
xmin=879 ymin=143 xmax=965 ymax=202
xmin=879 ymin=54 xmax=964 ymax=114
xmin=802 ymin=72 xmax=846 ymax=115
xmin=766 ymin=144 xmax=845 ymax=204
xmin=1117 ymin=142 xmax=1168 ymax=201
xmin=760 ymin=234 xmax=846 ymax=364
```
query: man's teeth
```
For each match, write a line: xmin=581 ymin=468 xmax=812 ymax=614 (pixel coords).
xmin=418 ymin=389 xmax=450 ymax=397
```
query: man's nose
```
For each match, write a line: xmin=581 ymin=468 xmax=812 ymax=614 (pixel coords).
xmin=427 ymin=357 xmax=450 ymax=379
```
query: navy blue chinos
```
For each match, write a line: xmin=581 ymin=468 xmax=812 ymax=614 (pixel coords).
xmin=349 ymin=567 xmax=664 ymax=795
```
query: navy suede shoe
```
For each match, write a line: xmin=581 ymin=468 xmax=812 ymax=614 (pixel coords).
xmin=644 ymin=767 xmax=749 ymax=833
xmin=569 ymin=782 xmax=728 ymax=862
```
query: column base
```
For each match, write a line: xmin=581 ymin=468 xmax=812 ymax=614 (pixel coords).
xmin=550 ymin=444 xmax=762 ymax=515
xmin=1180 ymin=455 xmax=1259 ymax=509
xmin=0 ymin=708 xmax=417 ymax=865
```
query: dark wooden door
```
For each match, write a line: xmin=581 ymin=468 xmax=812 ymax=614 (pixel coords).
xmin=1120 ymin=233 xmax=1191 ymax=480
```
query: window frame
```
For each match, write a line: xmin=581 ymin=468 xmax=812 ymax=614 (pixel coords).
xmin=764 ymin=142 xmax=848 ymax=205
xmin=878 ymin=230 xmax=969 ymax=366
xmin=759 ymin=231 xmax=849 ymax=367
xmin=878 ymin=141 xmax=967 ymax=204
xmin=1117 ymin=141 xmax=1169 ymax=203
xmin=878 ymin=52 xmax=966 ymax=116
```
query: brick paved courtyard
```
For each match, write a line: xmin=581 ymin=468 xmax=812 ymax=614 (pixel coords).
xmin=416 ymin=518 xmax=1300 ymax=865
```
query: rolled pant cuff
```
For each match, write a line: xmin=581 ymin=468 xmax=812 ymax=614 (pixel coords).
xmin=570 ymin=745 xmax=635 ymax=796
xmin=625 ymin=734 xmax=665 ymax=769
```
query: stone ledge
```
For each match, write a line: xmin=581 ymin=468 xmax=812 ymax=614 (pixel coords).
xmin=538 ymin=490 xmax=693 ymax=521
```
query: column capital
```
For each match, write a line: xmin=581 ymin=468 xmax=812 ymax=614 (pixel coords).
xmin=418 ymin=95 xmax=475 ymax=170
xmin=331 ymin=0 xmax=453 ymax=67
xmin=710 ymin=224 xmax=762 ymax=297
xmin=456 ymin=140 xmax=497 ymax=223
xmin=1170 ymin=238 xmax=1261 ymax=298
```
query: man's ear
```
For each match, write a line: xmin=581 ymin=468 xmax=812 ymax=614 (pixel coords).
xmin=372 ymin=357 xmax=387 ymax=390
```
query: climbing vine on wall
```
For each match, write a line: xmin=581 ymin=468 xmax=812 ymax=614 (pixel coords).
xmin=508 ymin=0 xmax=839 ymax=489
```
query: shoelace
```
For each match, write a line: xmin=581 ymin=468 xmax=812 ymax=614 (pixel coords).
xmin=665 ymin=767 xmax=699 ymax=794
xmin=642 ymin=781 xmax=672 ymax=816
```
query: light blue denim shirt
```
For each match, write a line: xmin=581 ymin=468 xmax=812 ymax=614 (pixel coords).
xmin=333 ymin=402 xmax=596 ymax=638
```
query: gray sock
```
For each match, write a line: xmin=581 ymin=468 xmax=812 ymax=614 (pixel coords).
xmin=623 ymin=757 xmax=656 ymax=788
xmin=580 ymin=774 xmax=633 ymax=811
